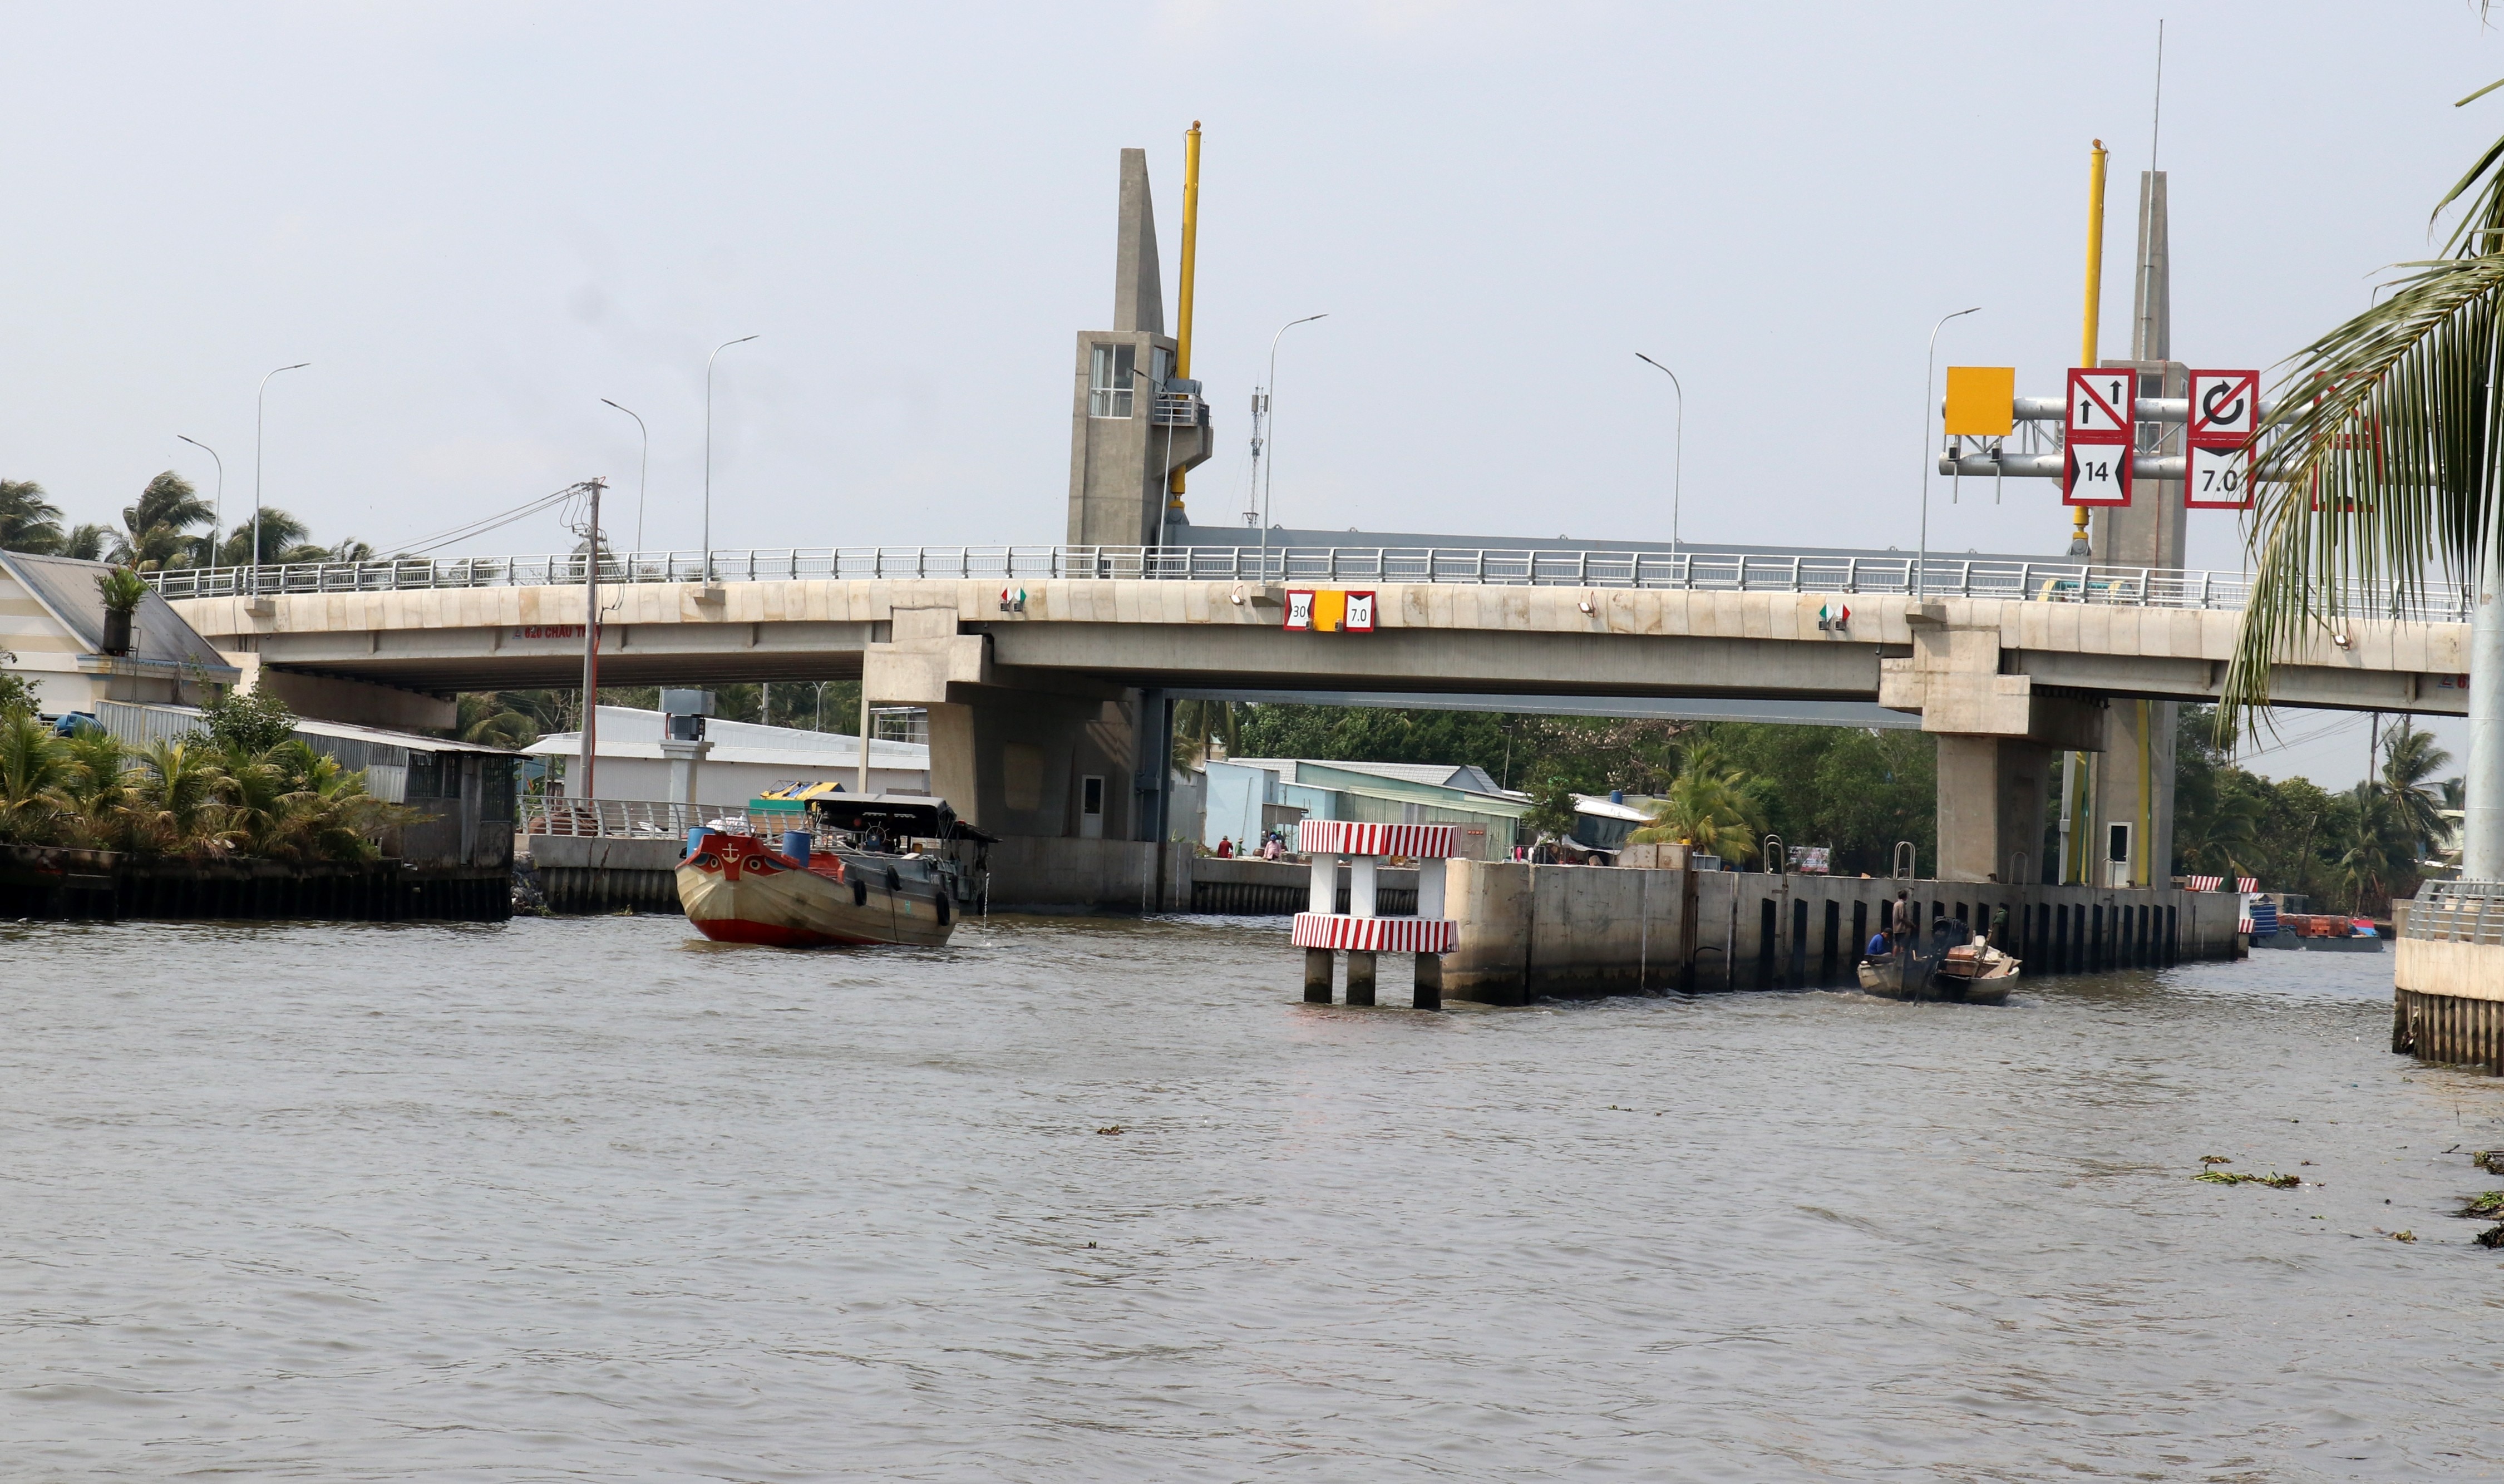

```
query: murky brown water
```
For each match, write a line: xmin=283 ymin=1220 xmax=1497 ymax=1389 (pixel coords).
xmin=3 ymin=913 xmax=2502 ymax=1480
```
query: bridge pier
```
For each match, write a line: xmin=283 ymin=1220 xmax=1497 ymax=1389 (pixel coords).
xmin=1935 ymin=737 xmax=2054 ymax=885
xmin=1882 ymin=604 xmax=2107 ymax=885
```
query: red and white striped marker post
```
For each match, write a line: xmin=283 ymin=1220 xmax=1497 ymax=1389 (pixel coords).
xmin=1290 ymin=820 xmax=1461 ymax=1009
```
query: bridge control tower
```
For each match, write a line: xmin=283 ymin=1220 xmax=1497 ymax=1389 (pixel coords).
xmin=1065 ymin=146 xmax=1214 ymax=546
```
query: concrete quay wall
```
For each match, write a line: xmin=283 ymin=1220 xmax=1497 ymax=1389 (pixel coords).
xmin=1442 ymin=861 xmax=2241 ymax=1005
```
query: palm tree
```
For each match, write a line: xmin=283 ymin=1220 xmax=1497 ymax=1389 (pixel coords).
xmin=2332 ymin=782 xmax=2405 ymax=914
xmin=1171 ymin=698 xmax=1240 ymax=770
xmin=456 ymin=693 xmax=539 ymax=750
xmin=0 ymin=479 xmax=65 ymax=554
xmin=2380 ymin=719 xmax=2454 ymax=857
xmin=58 ymin=524 xmax=110 ymax=560
xmin=110 ymin=471 xmax=213 ymax=570
xmin=126 ymin=738 xmax=231 ymax=856
xmin=54 ymin=728 xmax=134 ymax=850
xmin=215 ymin=508 xmax=312 ymax=567
xmin=2221 ymin=82 xmax=2504 ymax=877
xmin=1630 ymin=743 xmax=1763 ymax=863
xmin=0 ymin=711 xmax=73 ymax=844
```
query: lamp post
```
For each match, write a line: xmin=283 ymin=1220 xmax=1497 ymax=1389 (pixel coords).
xmin=1254 ymin=313 xmax=1328 ymax=578
xmin=1916 ymin=308 xmax=1980 ymax=598
xmin=1633 ymin=353 xmax=1684 ymax=557
xmin=176 ymin=435 xmax=224 ymax=570
xmin=252 ymin=362 xmax=310 ymax=590
xmin=704 ymin=336 xmax=759 ymax=584
xmin=600 ymin=400 xmax=650 ymax=558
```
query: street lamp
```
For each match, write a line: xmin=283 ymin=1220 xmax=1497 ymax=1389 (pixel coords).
xmin=601 ymin=398 xmax=649 ymax=556
xmin=1633 ymin=353 xmax=1684 ymax=558
xmin=1916 ymin=308 xmax=1980 ymax=598
xmin=253 ymin=362 xmax=310 ymax=590
xmin=176 ymin=435 xmax=224 ymax=570
xmin=1254 ymin=313 xmax=1328 ymax=577
xmin=704 ymin=335 xmax=759 ymax=584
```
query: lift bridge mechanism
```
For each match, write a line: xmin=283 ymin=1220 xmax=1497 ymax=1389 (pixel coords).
xmin=1936 ymin=364 xmax=2260 ymax=512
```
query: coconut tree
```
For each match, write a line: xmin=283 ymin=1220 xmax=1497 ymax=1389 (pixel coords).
xmin=110 ymin=471 xmax=213 ymax=570
xmin=54 ymin=729 xmax=135 ymax=850
xmin=0 ymin=711 xmax=73 ymax=844
xmin=125 ymin=738 xmax=231 ymax=855
xmin=2222 ymin=81 xmax=2504 ymax=880
xmin=2380 ymin=719 xmax=2454 ymax=857
xmin=0 ymin=479 xmax=65 ymax=554
xmin=1630 ymin=744 xmax=1764 ymax=863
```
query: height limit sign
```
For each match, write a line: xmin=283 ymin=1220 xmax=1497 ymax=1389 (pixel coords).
xmin=2064 ymin=367 xmax=2133 ymax=507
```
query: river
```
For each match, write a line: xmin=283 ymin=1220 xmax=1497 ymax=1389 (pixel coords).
xmin=3 ymin=913 xmax=2501 ymax=1480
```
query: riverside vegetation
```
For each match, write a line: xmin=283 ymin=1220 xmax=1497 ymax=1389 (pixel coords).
xmin=0 ymin=679 xmax=411 ymax=861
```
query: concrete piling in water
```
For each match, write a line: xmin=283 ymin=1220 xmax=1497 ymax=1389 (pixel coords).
xmin=1304 ymin=948 xmax=1334 ymax=1003
xmin=1345 ymin=951 xmax=1377 ymax=1006
xmin=1413 ymin=953 xmax=1442 ymax=1010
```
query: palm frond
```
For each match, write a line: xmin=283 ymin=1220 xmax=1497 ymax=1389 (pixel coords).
xmin=2222 ymin=252 xmax=2504 ymax=733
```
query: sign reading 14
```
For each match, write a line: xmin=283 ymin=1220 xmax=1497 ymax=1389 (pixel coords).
xmin=2063 ymin=368 xmax=2133 ymax=507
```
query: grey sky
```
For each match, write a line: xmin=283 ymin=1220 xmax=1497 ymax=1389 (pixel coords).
xmin=1 ymin=2 xmax=2491 ymax=785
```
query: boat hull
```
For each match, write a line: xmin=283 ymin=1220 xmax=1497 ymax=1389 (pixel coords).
xmin=677 ymin=835 xmax=955 ymax=948
xmin=1856 ymin=954 xmax=2018 ymax=1005
xmin=2253 ymin=933 xmax=2383 ymax=953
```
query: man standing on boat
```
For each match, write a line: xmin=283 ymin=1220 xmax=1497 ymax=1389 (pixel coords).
xmin=1891 ymin=892 xmax=1916 ymax=967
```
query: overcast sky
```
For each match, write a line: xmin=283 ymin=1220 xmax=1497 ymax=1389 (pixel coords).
xmin=2 ymin=2 xmax=2492 ymax=786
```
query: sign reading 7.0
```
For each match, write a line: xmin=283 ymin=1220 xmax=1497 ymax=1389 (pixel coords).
xmin=2186 ymin=369 xmax=2259 ymax=510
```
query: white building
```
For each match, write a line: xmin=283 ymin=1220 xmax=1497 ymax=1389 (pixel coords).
xmin=0 ymin=550 xmax=236 ymax=713
xmin=526 ymin=706 xmax=929 ymax=808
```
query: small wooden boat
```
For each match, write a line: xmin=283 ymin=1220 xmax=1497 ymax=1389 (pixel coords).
xmin=677 ymin=795 xmax=989 ymax=949
xmin=1857 ymin=932 xmax=2021 ymax=1004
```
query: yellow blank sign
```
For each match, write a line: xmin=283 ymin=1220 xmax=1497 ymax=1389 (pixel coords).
xmin=1943 ymin=366 xmax=2015 ymax=436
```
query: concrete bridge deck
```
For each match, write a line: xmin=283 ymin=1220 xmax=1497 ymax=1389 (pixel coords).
xmin=156 ymin=544 xmax=2473 ymax=888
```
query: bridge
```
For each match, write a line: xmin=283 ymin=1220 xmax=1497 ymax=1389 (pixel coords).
xmin=132 ymin=142 xmax=2484 ymax=894
xmin=154 ymin=540 xmax=2468 ymax=888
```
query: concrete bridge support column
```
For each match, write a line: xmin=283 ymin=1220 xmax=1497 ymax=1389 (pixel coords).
xmin=1882 ymin=603 xmax=2106 ymax=888
xmin=1934 ymin=737 xmax=2054 ymax=885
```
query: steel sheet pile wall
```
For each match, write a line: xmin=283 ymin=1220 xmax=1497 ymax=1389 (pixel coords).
xmin=1442 ymin=861 xmax=2238 ymax=1005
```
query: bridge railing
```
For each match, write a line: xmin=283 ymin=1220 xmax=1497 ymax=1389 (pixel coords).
xmin=525 ymin=796 xmax=772 ymax=840
xmin=140 ymin=545 xmax=2476 ymax=620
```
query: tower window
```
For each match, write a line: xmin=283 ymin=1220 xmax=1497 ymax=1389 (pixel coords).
xmin=1088 ymin=343 xmax=1136 ymax=418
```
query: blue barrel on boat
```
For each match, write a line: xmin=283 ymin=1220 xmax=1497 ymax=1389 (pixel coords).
xmin=686 ymin=826 xmax=714 ymax=857
xmin=782 ymin=830 xmax=812 ymax=865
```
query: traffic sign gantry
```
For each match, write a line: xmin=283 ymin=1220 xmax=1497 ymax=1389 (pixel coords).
xmin=2063 ymin=367 xmax=2133 ymax=507
xmin=2185 ymin=368 xmax=2258 ymax=510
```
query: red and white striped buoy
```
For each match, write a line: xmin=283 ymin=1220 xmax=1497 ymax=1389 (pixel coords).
xmin=1290 ymin=817 xmax=1461 ymax=1009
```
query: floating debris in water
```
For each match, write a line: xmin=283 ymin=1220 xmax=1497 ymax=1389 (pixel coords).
xmin=2393 ymin=1230 xmax=2417 ymax=1243
xmin=2462 ymin=1191 xmax=2504 ymax=1219
xmin=2475 ymin=1151 xmax=2504 ymax=1177
xmin=2195 ymin=1170 xmax=2301 ymax=1189
xmin=1095 ymin=1126 xmax=1123 ymax=1136
xmin=2200 ymin=1155 xmax=2232 ymax=1165
xmin=2478 ymin=1225 xmax=2504 ymax=1249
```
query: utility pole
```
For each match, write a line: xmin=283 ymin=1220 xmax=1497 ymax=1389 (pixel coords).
xmin=578 ymin=479 xmax=608 ymax=801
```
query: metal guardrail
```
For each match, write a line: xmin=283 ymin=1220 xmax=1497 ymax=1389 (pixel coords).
xmin=524 ymin=797 xmax=784 ymax=840
xmin=139 ymin=544 xmax=2476 ymax=620
xmin=2398 ymin=879 xmax=2504 ymax=945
